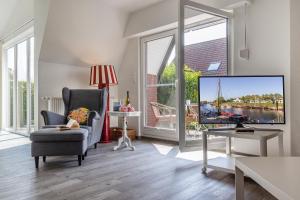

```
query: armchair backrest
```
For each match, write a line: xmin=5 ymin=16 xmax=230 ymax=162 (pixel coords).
xmin=62 ymin=87 xmax=107 ymax=118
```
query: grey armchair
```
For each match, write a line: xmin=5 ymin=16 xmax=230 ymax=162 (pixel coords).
xmin=41 ymin=87 xmax=107 ymax=149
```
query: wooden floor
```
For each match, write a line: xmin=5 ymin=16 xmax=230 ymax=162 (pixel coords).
xmin=0 ymin=133 xmax=276 ymax=200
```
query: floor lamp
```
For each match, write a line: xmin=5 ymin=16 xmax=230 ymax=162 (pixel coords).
xmin=90 ymin=65 xmax=118 ymax=143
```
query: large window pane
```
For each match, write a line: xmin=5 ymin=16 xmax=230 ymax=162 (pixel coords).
xmin=30 ymin=37 xmax=35 ymax=129
xmin=184 ymin=7 xmax=228 ymax=141
xmin=7 ymin=47 xmax=15 ymax=128
xmin=145 ymin=35 xmax=177 ymax=129
xmin=17 ymin=41 xmax=28 ymax=132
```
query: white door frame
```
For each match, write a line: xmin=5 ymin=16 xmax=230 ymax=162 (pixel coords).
xmin=140 ymin=29 xmax=179 ymax=141
xmin=177 ymin=0 xmax=233 ymax=151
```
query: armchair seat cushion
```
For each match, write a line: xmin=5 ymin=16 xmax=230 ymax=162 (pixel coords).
xmin=80 ymin=125 xmax=92 ymax=133
xmin=30 ymin=128 xmax=88 ymax=142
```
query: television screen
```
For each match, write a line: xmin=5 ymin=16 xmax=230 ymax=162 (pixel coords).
xmin=198 ymin=76 xmax=285 ymax=125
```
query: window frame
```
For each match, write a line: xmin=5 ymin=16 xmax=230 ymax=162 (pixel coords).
xmin=140 ymin=29 xmax=179 ymax=141
xmin=2 ymin=27 xmax=34 ymax=135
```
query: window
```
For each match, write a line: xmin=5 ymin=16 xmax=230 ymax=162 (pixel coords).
xmin=208 ymin=62 xmax=221 ymax=71
xmin=145 ymin=35 xmax=176 ymax=130
xmin=2 ymin=30 xmax=35 ymax=135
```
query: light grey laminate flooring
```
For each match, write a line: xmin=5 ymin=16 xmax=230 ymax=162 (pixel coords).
xmin=0 ymin=133 xmax=275 ymax=200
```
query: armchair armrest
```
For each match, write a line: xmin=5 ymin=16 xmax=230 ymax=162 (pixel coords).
xmin=41 ymin=110 xmax=66 ymax=125
xmin=87 ymin=111 xmax=101 ymax=126
xmin=87 ymin=110 xmax=104 ymax=146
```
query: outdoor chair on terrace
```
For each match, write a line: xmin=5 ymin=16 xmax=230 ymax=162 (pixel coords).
xmin=150 ymin=102 xmax=176 ymax=127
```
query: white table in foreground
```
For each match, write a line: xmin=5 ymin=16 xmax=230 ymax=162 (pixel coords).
xmin=109 ymin=111 xmax=141 ymax=151
xmin=235 ymin=157 xmax=300 ymax=200
xmin=202 ymin=129 xmax=284 ymax=173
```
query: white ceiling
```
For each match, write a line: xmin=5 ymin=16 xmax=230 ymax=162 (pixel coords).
xmin=39 ymin=0 xmax=167 ymax=67
xmin=39 ymin=0 xmax=129 ymax=68
xmin=0 ymin=0 xmax=33 ymax=40
xmin=0 ymin=0 xmax=161 ymax=40
xmin=0 ymin=0 xmax=20 ymax=39
xmin=104 ymin=0 xmax=165 ymax=13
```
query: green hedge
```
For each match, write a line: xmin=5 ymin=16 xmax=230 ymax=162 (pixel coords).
xmin=158 ymin=63 xmax=201 ymax=106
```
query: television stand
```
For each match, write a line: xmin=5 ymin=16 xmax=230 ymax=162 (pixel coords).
xmin=235 ymin=128 xmax=255 ymax=133
xmin=202 ymin=128 xmax=284 ymax=174
xmin=208 ymin=124 xmax=282 ymax=133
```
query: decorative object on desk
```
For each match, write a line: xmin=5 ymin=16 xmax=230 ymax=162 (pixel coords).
xmin=68 ymin=107 xmax=89 ymax=124
xmin=113 ymin=100 xmax=121 ymax=111
xmin=119 ymin=90 xmax=135 ymax=112
xmin=119 ymin=104 xmax=135 ymax=112
xmin=125 ymin=91 xmax=130 ymax=105
xmin=90 ymin=65 xmax=118 ymax=143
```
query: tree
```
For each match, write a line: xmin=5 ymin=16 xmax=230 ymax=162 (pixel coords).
xmin=158 ymin=62 xmax=201 ymax=106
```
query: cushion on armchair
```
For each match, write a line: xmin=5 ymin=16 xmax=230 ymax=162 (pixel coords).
xmin=67 ymin=107 xmax=89 ymax=125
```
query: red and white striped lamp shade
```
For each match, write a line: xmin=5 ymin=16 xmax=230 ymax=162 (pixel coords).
xmin=89 ymin=65 xmax=118 ymax=86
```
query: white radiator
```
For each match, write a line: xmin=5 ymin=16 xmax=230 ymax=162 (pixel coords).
xmin=42 ymin=97 xmax=64 ymax=115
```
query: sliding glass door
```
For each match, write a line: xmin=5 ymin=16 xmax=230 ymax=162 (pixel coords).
xmin=140 ymin=1 xmax=231 ymax=143
xmin=178 ymin=0 xmax=232 ymax=150
xmin=3 ymin=35 xmax=35 ymax=136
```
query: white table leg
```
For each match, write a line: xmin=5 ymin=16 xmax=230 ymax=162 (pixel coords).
xmin=113 ymin=137 xmax=124 ymax=151
xmin=113 ymin=116 xmax=135 ymax=151
xmin=235 ymin=166 xmax=245 ymax=200
xmin=202 ymin=131 xmax=207 ymax=173
xmin=278 ymin=133 xmax=284 ymax=156
xmin=260 ymin=138 xmax=268 ymax=157
xmin=226 ymin=137 xmax=232 ymax=155
xmin=125 ymin=136 xmax=135 ymax=151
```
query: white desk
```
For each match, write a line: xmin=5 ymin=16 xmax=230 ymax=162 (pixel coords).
xmin=109 ymin=111 xmax=141 ymax=151
xmin=202 ymin=129 xmax=284 ymax=173
xmin=235 ymin=157 xmax=300 ymax=200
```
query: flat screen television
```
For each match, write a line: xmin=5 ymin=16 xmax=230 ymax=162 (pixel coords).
xmin=198 ymin=76 xmax=285 ymax=127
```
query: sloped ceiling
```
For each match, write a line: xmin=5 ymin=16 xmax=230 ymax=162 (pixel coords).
xmin=38 ymin=0 xmax=242 ymax=68
xmin=39 ymin=0 xmax=165 ymax=69
xmin=39 ymin=0 xmax=129 ymax=68
xmin=105 ymin=0 xmax=164 ymax=12
xmin=0 ymin=0 xmax=33 ymax=40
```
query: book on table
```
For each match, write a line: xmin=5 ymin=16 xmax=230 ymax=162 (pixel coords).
xmin=58 ymin=119 xmax=80 ymax=131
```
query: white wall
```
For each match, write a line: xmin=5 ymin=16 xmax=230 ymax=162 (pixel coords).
xmin=35 ymin=0 xmax=123 ymax=128
xmin=117 ymin=38 xmax=140 ymax=135
xmin=233 ymin=0 xmax=291 ymax=155
xmin=34 ymin=0 xmax=50 ymax=130
xmin=290 ymin=0 xmax=300 ymax=155
xmin=34 ymin=0 xmax=50 ymax=63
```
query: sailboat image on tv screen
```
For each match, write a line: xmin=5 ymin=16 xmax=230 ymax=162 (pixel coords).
xmin=199 ymin=76 xmax=285 ymax=125
xmin=206 ymin=78 xmax=248 ymax=124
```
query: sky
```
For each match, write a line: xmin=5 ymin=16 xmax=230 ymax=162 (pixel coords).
xmin=199 ymin=77 xmax=284 ymax=101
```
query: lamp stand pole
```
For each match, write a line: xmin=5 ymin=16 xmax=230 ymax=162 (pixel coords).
xmin=99 ymin=83 xmax=111 ymax=143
